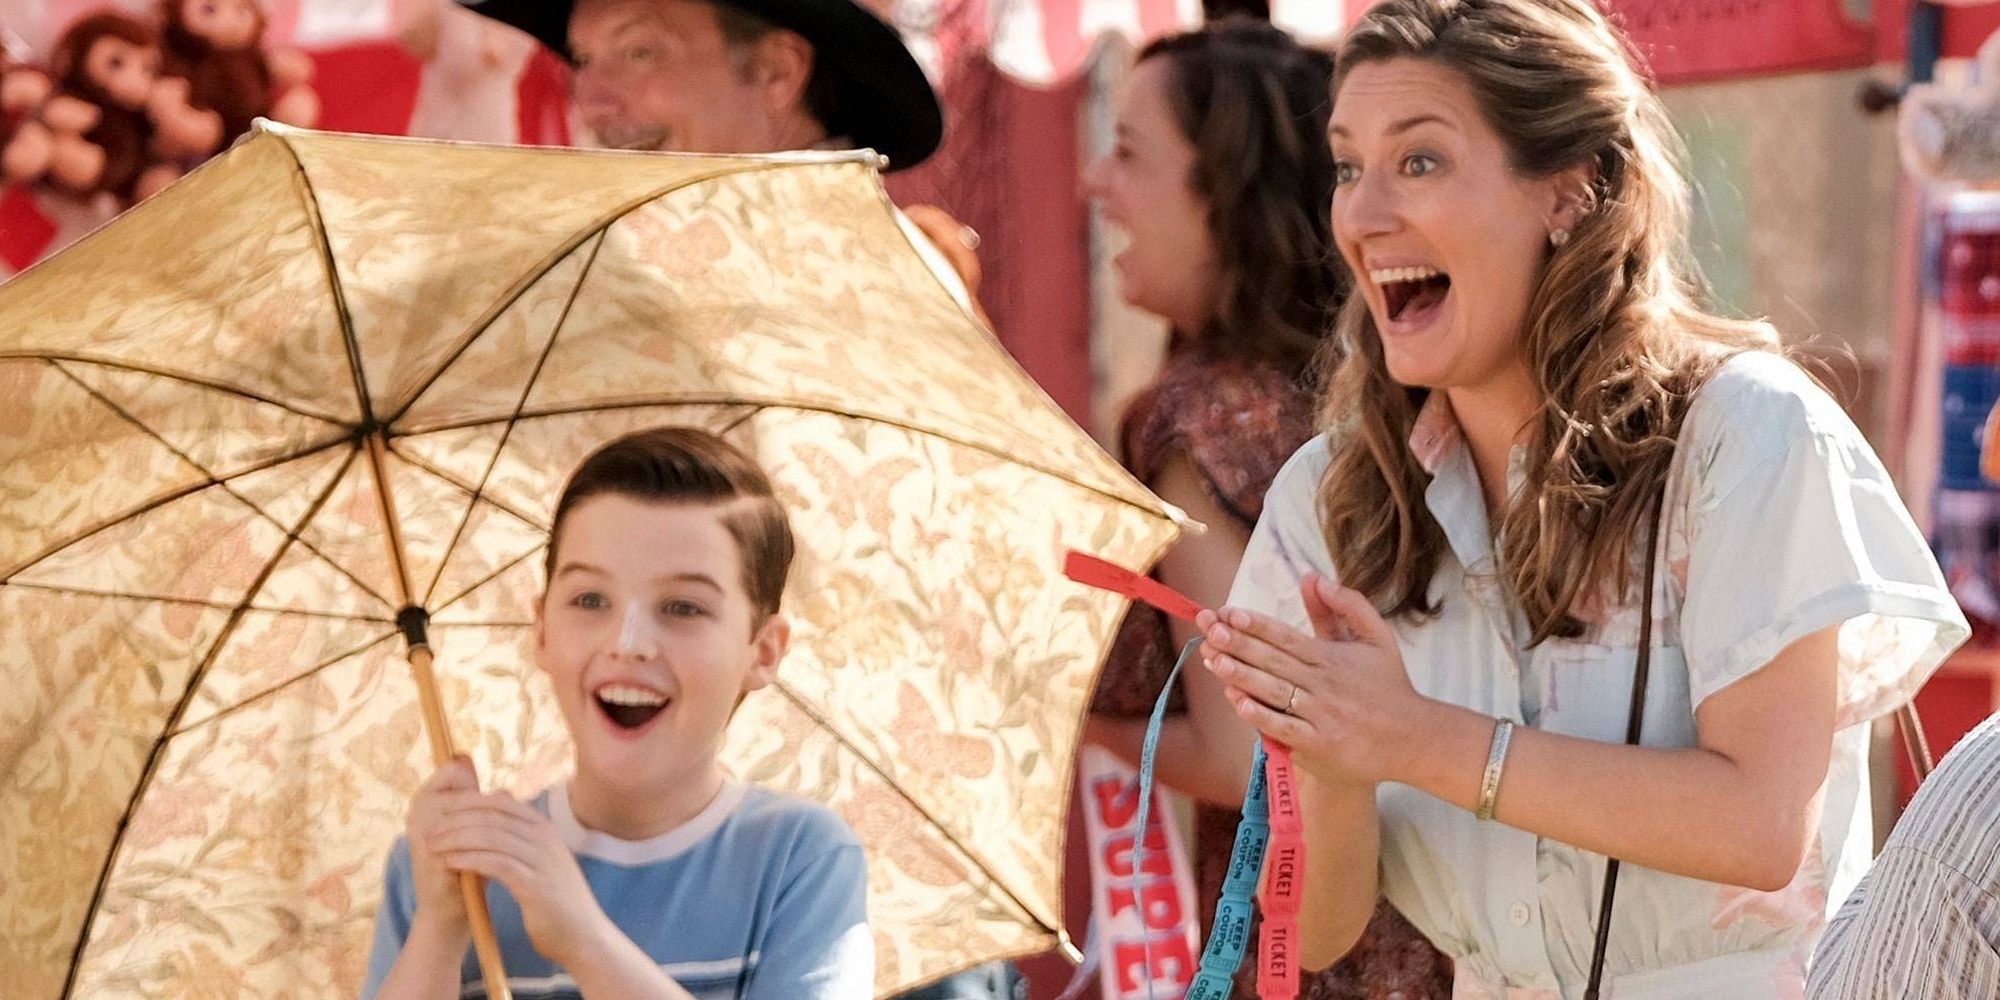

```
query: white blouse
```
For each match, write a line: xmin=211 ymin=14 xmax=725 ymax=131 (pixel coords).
xmin=1227 ymin=352 xmax=1968 ymax=999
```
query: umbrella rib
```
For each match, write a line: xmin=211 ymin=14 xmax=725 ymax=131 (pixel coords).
xmin=384 ymin=161 xmax=792 ymax=427
xmin=718 ymin=407 xmax=762 ymax=435
xmin=420 ymin=231 xmax=607 ymax=607
xmin=58 ymin=444 xmax=360 ymax=1000
xmin=375 ymin=454 xmax=555 ymax=627
xmin=391 ymin=446 xmax=555 ymax=531
xmin=0 ymin=425 xmax=353 ymax=585
xmin=169 ymin=612 xmax=536 ymax=740
xmin=407 ymin=399 xmax=1170 ymax=523
xmin=425 ymin=541 xmax=550 ymax=622
xmin=276 ymin=135 xmax=378 ymax=429
xmin=36 ymin=361 xmax=396 ymax=613
xmin=164 ymin=521 xmax=550 ymax=737
xmin=0 ymin=579 xmax=393 ymax=622
xmin=765 ymin=678 xmax=1058 ymax=937
xmin=0 ymin=351 xmax=350 ymax=426
xmin=166 ymin=627 xmax=402 ymax=738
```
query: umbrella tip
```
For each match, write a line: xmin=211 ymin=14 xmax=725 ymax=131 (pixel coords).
xmin=1163 ymin=502 xmax=1204 ymax=535
xmin=1058 ymin=938 xmax=1084 ymax=965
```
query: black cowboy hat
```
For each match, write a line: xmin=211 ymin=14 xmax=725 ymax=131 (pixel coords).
xmin=459 ymin=0 xmax=943 ymax=170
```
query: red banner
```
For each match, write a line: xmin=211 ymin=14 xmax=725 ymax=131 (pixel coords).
xmin=1607 ymin=0 xmax=1875 ymax=84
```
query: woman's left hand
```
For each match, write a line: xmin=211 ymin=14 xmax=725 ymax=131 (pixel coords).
xmin=1199 ymin=572 xmax=1430 ymax=786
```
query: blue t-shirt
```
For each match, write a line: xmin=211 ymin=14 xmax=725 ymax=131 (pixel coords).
xmin=362 ymin=781 xmax=871 ymax=999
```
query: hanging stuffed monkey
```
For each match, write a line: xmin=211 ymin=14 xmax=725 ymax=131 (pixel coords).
xmin=2 ymin=54 xmax=105 ymax=192
xmin=159 ymin=0 xmax=319 ymax=146
xmin=49 ymin=13 xmax=159 ymax=200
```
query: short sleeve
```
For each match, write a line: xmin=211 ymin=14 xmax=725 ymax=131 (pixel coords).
xmin=360 ymin=839 xmax=418 ymax=1000
xmin=744 ymin=822 xmax=872 ymax=1000
xmin=1676 ymin=354 xmax=1969 ymax=724
xmin=1226 ymin=435 xmax=1337 ymax=633
xmin=1121 ymin=352 xmax=1318 ymax=532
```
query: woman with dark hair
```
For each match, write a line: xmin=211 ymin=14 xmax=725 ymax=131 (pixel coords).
xmin=1083 ymin=19 xmax=1452 ymax=998
xmin=1201 ymin=1 xmax=1967 ymax=996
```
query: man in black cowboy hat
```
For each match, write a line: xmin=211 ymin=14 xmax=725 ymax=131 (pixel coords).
xmin=460 ymin=0 xmax=985 ymax=329
xmin=459 ymin=0 xmax=941 ymax=170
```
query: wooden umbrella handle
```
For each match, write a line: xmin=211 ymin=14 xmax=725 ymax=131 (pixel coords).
xmin=408 ymin=644 xmax=514 ymax=1000
xmin=366 ymin=435 xmax=512 ymax=998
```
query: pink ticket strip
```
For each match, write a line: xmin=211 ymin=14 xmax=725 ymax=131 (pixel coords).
xmin=1258 ymin=742 xmax=1303 ymax=1000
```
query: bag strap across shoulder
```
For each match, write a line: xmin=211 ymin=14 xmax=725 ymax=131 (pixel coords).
xmin=1582 ymin=491 xmax=1666 ymax=1000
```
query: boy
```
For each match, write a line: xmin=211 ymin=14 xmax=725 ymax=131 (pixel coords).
xmin=364 ymin=427 xmax=872 ymax=999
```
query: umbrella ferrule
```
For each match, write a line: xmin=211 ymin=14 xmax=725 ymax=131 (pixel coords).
xmin=396 ymin=605 xmax=432 ymax=652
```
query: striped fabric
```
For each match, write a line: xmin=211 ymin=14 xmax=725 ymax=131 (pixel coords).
xmin=967 ymin=0 xmax=1346 ymax=83
xmin=1807 ymin=714 xmax=2000 ymax=999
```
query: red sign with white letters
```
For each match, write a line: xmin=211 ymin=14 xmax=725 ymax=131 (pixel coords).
xmin=1079 ymin=746 xmax=1201 ymax=1000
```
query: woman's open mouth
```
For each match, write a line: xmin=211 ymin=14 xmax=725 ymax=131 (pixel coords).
xmin=1372 ymin=265 xmax=1452 ymax=328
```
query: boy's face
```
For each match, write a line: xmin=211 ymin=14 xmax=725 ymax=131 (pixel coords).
xmin=536 ymin=495 xmax=787 ymax=794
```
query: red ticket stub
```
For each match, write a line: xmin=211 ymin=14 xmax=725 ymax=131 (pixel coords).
xmin=1264 ymin=742 xmax=1302 ymax=835
xmin=1261 ymin=839 xmax=1303 ymax=917
xmin=1064 ymin=551 xmax=1206 ymax=623
xmin=1257 ymin=916 xmax=1301 ymax=1000
xmin=1259 ymin=738 xmax=1307 ymax=998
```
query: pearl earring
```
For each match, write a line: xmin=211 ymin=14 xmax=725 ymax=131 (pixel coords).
xmin=1550 ymin=229 xmax=1571 ymax=248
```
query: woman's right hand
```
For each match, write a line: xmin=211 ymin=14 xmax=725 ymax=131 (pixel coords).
xmin=406 ymin=756 xmax=479 ymax=936
xmin=1199 ymin=573 xmax=1430 ymax=788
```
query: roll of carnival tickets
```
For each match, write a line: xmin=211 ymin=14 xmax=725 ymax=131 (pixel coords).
xmin=1258 ymin=742 xmax=1305 ymax=999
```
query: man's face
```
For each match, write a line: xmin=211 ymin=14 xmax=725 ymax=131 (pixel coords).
xmin=568 ymin=0 xmax=772 ymax=153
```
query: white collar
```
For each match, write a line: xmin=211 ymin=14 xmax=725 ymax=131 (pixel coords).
xmin=548 ymin=779 xmax=746 ymax=866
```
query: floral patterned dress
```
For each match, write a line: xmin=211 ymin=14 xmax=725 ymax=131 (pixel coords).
xmin=1091 ymin=346 xmax=1454 ymax=1000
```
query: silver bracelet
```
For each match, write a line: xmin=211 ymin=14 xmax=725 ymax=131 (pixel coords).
xmin=1476 ymin=718 xmax=1515 ymax=822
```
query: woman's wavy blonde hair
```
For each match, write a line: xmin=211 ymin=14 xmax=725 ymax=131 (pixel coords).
xmin=1319 ymin=0 xmax=1777 ymax=643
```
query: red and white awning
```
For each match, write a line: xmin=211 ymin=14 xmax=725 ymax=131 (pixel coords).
xmin=940 ymin=0 xmax=1348 ymax=84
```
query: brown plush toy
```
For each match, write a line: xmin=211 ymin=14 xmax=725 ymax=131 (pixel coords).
xmin=2 ymin=55 xmax=107 ymax=191
xmin=51 ymin=12 xmax=224 ymax=203
xmin=51 ymin=13 xmax=165 ymax=200
xmin=147 ymin=73 xmax=225 ymax=162
xmin=3 ymin=56 xmax=57 ymax=185
xmin=1 ymin=57 xmax=52 ymax=114
xmin=160 ymin=0 xmax=320 ymax=145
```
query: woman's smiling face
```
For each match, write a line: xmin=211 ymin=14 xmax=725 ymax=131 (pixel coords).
xmin=1329 ymin=58 xmax=1574 ymax=392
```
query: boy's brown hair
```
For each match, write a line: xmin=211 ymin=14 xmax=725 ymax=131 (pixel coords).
xmin=546 ymin=427 xmax=795 ymax=624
